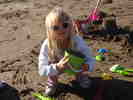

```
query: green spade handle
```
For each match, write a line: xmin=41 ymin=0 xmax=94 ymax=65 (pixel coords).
xmin=32 ymin=93 xmax=55 ymax=100
xmin=125 ymin=68 xmax=133 ymax=72
xmin=116 ymin=70 xmax=129 ymax=76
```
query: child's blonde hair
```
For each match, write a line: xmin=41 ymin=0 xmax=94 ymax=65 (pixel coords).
xmin=45 ymin=6 xmax=75 ymax=62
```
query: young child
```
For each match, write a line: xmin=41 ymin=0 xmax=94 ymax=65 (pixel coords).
xmin=38 ymin=6 xmax=95 ymax=96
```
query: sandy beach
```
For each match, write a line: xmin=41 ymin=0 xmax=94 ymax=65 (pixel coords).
xmin=0 ymin=0 xmax=133 ymax=100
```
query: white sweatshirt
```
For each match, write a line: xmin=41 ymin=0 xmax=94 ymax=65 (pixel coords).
xmin=38 ymin=35 xmax=95 ymax=76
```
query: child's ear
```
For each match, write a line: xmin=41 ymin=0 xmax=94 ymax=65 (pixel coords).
xmin=72 ymin=20 xmax=76 ymax=28
xmin=72 ymin=20 xmax=80 ymax=35
xmin=71 ymin=22 xmax=77 ymax=35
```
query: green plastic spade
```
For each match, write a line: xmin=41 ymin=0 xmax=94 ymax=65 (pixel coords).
xmin=32 ymin=93 xmax=55 ymax=100
xmin=110 ymin=64 xmax=129 ymax=76
xmin=64 ymin=49 xmax=85 ymax=75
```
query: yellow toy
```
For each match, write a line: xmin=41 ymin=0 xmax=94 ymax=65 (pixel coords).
xmin=101 ymin=73 xmax=113 ymax=80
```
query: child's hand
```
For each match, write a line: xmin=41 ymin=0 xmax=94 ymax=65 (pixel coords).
xmin=56 ymin=56 xmax=70 ymax=72
xmin=82 ymin=64 xmax=89 ymax=72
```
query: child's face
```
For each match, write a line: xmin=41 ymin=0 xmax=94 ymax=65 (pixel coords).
xmin=49 ymin=19 xmax=72 ymax=40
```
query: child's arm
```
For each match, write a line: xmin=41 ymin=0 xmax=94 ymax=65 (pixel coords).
xmin=38 ymin=39 xmax=59 ymax=76
xmin=75 ymin=36 xmax=95 ymax=72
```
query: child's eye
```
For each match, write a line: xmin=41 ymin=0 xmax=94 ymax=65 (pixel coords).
xmin=50 ymin=23 xmax=69 ymax=31
xmin=63 ymin=23 xmax=69 ymax=29
xmin=52 ymin=26 xmax=59 ymax=31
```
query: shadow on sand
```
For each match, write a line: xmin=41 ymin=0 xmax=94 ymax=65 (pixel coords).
xmin=84 ymin=26 xmax=133 ymax=46
xmin=55 ymin=77 xmax=133 ymax=100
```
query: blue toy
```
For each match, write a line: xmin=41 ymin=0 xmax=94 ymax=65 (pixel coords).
xmin=97 ymin=48 xmax=109 ymax=54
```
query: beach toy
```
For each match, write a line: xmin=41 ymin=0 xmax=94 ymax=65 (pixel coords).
xmin=87 ymin=0 xmax=103 ymax=24
xmin=125 ymin=68 xmax=133 ymax=72
xmin=0 ymin=81 xmax=8 ymax=91
xmin=110 ymin=64 xmax=125 ymax=72
xmin=32 ymin=93 xmax=55 ymax=100
xmin=97 ymin=48 xmax=109 ymax=54
xmin=101 ymin=73 xmax=113 ymax=80
xmin=110 ymin=64 xmax=129 ymax=76
xmin=0 ymin=81 xmax=6 ymax=88
xmin=95 ymin=54 xmax=105 ymax=61
xmin=74 ymin=0 xmax=103 ymax=34
xmin=110 ymin=64 xmax=133 ymax=72
xmin=64 ymin=49 xmax=86 ymax=75
xmin=88 ymin=10 xmax=101 ymax=24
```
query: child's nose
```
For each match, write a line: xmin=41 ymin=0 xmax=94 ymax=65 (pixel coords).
xmin=58 ymin=29 xmax=65 ymax=34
